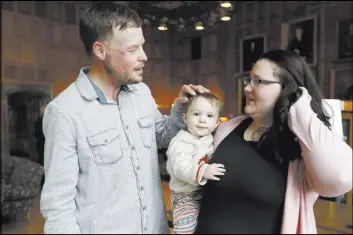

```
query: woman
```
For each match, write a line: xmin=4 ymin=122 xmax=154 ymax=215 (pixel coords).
xmin=195 ymin=49 xmax=352 ymax=234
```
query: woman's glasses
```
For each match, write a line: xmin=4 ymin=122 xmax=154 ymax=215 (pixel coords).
xmin=244 ymin=76 xmax=282 ymax=87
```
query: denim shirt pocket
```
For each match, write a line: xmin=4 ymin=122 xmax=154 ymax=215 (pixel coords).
xmin=87 ymin=128 xmax=123 ymax=165
xmin=137 ymin=114 xmax=153 ymax=149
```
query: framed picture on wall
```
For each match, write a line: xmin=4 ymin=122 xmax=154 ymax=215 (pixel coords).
xmin=240 ymin=34 xmax=267 ymax=74
xmin=336 ymin=18 xmax=353 ymax=61
xmin=329 ymin=66 xmax=353 ymax=100
xmin=342 ymin=112 xmax=352 ymax=147
xmin=281 ymin=15 xmax=318 ymax=66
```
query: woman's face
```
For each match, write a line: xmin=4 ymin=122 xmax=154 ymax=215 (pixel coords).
xmin=244 ymin=59 xmax=282 ymax=120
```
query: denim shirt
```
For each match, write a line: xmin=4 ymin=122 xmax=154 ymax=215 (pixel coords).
xmin=40 ymin=67 xmax=185 ymax=234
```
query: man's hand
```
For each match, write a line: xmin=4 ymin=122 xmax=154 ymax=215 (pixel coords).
xmin=202 ymin=163 xmax=226 ymax=181
xmin=176 ymin=84 xmax=210 ymax=104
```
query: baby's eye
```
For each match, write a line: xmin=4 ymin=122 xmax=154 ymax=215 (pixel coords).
xmin=208 ymin=114 xmax=214 ymax=118
xmin=193 ymin=113 xmax=199 ymax=116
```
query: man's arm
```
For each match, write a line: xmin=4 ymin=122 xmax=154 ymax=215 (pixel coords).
xmin=40 ymin=103 xmax=81 ymax=234
xmin=154 ymin=100 xmax=186 ymax=149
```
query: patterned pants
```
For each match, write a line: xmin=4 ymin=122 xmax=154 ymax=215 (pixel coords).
xmin=171 ymin=191 xmax=202 ymax=234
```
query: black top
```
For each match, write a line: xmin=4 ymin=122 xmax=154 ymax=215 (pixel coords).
xmin=35 ymin=116 xmax=45 ymax=166
xmin=195 ymin=118 xmax=288 ymax=234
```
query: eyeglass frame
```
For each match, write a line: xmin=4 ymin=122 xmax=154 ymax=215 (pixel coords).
xmin=243 ymin=76 xmax=282 ymax=87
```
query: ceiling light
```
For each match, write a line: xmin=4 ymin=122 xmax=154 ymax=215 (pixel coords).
xmin=220 ymin=1 xmax=232 ymax=8
xmin=158 ymin=23 xmax=168 ymax=31
xmin=220 ymin=8 xmax=231 ymax=21
xmin=195 ymin=21 xmax=204 ymax=30
xmin=221 ymin=16 xmax=231 ymax=21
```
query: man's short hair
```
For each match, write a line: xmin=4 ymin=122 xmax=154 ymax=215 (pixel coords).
xmin=79 ymin=2 xmax=142 ymax=56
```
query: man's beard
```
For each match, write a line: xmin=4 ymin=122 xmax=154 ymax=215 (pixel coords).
xmin=104 ymin=61 xmax=139 ymax=85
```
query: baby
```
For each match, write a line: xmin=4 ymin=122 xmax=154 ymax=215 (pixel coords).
xmin=166 ymin=93 xmax=226 ymax=234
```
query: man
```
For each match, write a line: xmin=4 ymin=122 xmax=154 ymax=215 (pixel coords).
xmin=287 ymin=24 xmax=311 ymax=61
xmin=40 ymin=2 xmax=209 ymax=234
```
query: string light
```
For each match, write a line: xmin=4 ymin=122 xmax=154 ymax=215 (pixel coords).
xmin=136 ymin=3 xmax=234 ymax=30
xmin=220 ymin=1 xmax=232 ymax=8
xmin=158 ymin=23 xmax=168 ymax=31
xmin=220 ymin=8 xmax=231 ymax=21
xmin=195 ymin=21 xmax=204 ymax=30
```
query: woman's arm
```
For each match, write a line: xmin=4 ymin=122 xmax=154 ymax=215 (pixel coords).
xmin=288 ymin=87 xmax=352 ymax=197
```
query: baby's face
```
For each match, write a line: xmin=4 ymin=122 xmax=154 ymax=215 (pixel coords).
xmin=183 ymin=97 xmax=220 ymax=137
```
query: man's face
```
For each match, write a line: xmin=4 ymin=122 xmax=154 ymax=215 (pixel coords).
xmin=295 ymin=28 xmax=303 ymax=40
xmin=250 ymin=42 xmax=255 ymax=51
xmin=103 ymin=26 xmax=148 ymax=85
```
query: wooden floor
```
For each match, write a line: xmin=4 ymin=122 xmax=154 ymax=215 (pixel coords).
xmin=2 ymin=182 xmax=352 ymax=234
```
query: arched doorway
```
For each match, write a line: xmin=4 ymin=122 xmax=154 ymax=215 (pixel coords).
xmin=2 ymin=84 xmax=52 ymax=163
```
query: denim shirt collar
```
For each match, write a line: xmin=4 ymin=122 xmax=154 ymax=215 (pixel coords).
xmin=75 ymin=67 xmax=137 ymax=103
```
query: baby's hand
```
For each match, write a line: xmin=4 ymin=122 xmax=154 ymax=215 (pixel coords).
xmin=202 ymin=163 xmax=226 ymax=181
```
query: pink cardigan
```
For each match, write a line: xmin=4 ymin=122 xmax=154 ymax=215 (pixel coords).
xmin=213 ymin=94 xmax=352 ymax=234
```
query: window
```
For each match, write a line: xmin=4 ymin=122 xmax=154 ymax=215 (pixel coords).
xmin=209 ymin=35 xmax=218 ymax=53
xmin=78 ymin=5 xmax=88 ymax=20
xmin=258 ymin=1 xmax=265 ymax=21
xmin=2 ymin=1 xmax=14 ymax=11
xmin=18 ymin=1 xmax=32 ymax=15
xmin=191 ymin=37 xmax=202 ymax=61
xmin=38 ymin=69 xmax=48 ymax=81
xmin=51 ymin=1 xmax=62 ymax=22
xmin=22 ymin=67 xmax=35 ymax=80
xmin=246 ymin=3 xmax=254 ymax=23
xmin=35 ymin=1 xmax=47 ymax=19
xmin=65 ymin=3 xmax=76 ymax=25
xmin=236 ymin=6 xmax=243 ymax=26
xmin=5 ymin=65 xmax=17 ymax=79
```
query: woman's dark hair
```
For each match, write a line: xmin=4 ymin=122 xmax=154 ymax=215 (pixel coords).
xmin=256 ymin=49 xmax=332 ymax=163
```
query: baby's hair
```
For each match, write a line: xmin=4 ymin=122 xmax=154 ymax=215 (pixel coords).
xmin=183 ymin=93 xmax=222 ymax=116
